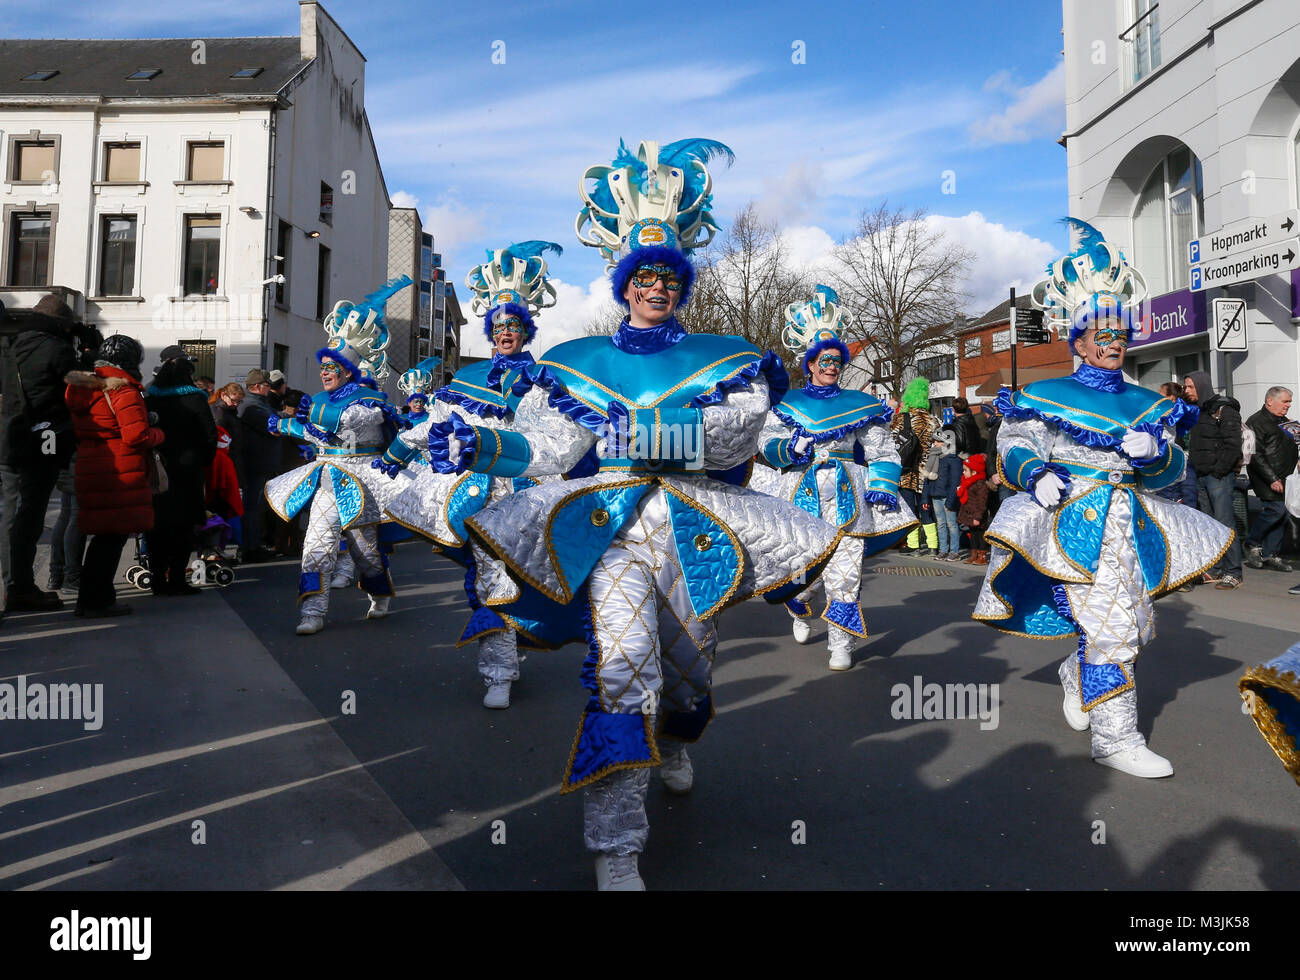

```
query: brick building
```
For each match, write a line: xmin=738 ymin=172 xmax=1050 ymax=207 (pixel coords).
xmin=957 ymin=295 xmax=1075 ymax=401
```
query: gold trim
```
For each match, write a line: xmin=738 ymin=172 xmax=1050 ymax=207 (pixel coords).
xmin=1017 ymin=390 xmax=1175 ymax=434
xmin=1076 ymin=658 xmax=1134 ymax=711
xmin=742 ymin=524 xmax=846 ymax=605
xmin=660 ymin=481 xmax=746 ymax=621
xmin=559 ymin=711 xmax=661 ymax=794
xmin=984 ymin=528 xmax=1091 ymax=584
xmin=1239 ymin=664 xmax=1300 ymax=785
xmin=971 ymin=545 xmax=1078 ymax=638
xmin=821 ymin=601 xmax=869 ymax=639
xmin=537 ymin=349 xmax=759 ymax=409
xmin=1131 ymin=492 xmax=1172 ymax=593
xmin=1156 ymin=527 xmax=1234 ymax=597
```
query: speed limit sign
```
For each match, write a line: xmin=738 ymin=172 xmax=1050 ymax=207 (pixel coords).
xmin=1211 ymin=298 xmax=1247 ymax=352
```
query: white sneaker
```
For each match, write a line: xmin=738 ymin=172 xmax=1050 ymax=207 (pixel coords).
xmin=791 ymin=618 xmax=813 ymax=644
xmin=660 ymin=748 xmax=694 ymax=794
xmin=1094 ymin=745 xmax=1173 ymax=778
xmin=595 ymin=853 xmax=645 ymax=891
xmin=828 ymin=649 xmax=852 ymax=671
xmin=366 ymin=595 xmax=390 ymax=619
xmin=295 ymin=615 xmax=325 ymax=636
xmin=1062 ymin=692 xmax=1090 ymax=732
xmin=329 ymin=573 xmax=353 ymax=589
xmin=483 ymin=681 xmax=511 ymax=709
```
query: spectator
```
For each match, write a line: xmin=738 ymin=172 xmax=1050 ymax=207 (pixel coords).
xmin=145 ymin=347 xmax=218 ymax=595
xmin=1244 ymin=386 xmax=1297 ymax=573
xmin=890 ymin=377 xmax=937 ymax=554
xmin=0 ymin=294 xmax=79 ymax=613
xmin=268 ymin=369 xmax=288 ymax=413
xmin=237 ymin=368 xmax=281 ymax=562
xmin=1184 ymin=371 xmax=1244 ymax=590
xmin=195 ymin=375 xmax=215 ymax=397
xmin=926 ymin=426 xmax=962 ymax=560
xmin=210 ymin=382 xmax=244 ymax=468
xmin=63 ymin=335 xmax=164 ymax=617
xmin=950 ymin=396 xmax=981 ymax=456
xmin=46 ymin=464 xmax=84 ymax=597
xmin=205 ymin=426 xmax=244 ymax=556
xmin=957 ymin=452 xmax=991 ymax=565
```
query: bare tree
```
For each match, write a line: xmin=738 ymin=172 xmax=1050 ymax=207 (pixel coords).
xmin=678 ymin=203 xmax=811 ymax=378
xmin=830 ymin=203 xmax=972 ymax=399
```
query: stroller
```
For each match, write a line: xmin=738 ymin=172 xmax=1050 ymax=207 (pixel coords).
xmin=125 ymin=514 xmax=236 ymax=591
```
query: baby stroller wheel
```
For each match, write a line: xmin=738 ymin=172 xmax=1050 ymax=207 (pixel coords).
xmin=126 ymin=566 xmax=141 ymax=586
xmin=213 ymin=565 xmax=234 ymax=587
xmin=205 ymin=563 xmax=218 ymax=582
xmin=137 ymin=570 xmax=152 ymax=590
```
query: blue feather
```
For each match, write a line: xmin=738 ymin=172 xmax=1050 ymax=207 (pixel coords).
xmin=506 ymin=240 xmax=563 ymax=259
xmin=659 ymin=138 xmax=736 ymax=169
xmin=416 ymin=355 xmax=442 ymax=373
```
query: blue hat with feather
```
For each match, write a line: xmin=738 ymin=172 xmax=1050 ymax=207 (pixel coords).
xmin=466 ymin=240 xmax=562 ymax=346
xmin=318 ymin=275 xmax=412 ymax=380
xmin=575 ymin=138 xmax=733 ymax=307
xmin=1031 ymin=218 xmax=1149 ymax=345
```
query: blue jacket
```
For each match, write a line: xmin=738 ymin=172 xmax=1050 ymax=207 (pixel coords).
xmin=928 ymin=453 xmax=962 ymax=510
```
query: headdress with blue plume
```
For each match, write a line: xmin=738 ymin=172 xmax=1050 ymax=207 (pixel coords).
xmin=399 ymin=355 xmax=443 ymax=405
xmin=577 ymin=137 xmax=733 ymax=306
xmin=466 ymin=240 xmax=562 ymax=346
xmin=318 ymin=274 xmax=413 ymax=380
xmin=782 ymin=285 xmax=854 ymax=374
xmin=1031 ymin=218 xmax=1148 ymax=344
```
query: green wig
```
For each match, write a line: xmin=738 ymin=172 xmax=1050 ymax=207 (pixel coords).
xmin=902 ymin=377 xmax=930 ymax=412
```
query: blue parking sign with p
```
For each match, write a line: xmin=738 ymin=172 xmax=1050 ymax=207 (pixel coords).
xmin=1189 ymin=240 xmax=1200 ymax=263
xmin=1191 ymin=266 xmax=1202 ymax=290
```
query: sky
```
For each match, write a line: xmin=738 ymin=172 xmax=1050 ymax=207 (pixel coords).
xmin=4 ymin=0 xmax=1073 ymax=357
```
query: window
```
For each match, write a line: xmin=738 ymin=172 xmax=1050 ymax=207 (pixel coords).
xmin=319 ymin=182 xmax=333 ymax=226
xmin=103 ymin=142 xmax=141 ymax=182
xmin=98 ymin=215 xmax=137 ymax=295
xmin=917 ymin=354 xmax=955 ymax=382
xmin=275 ymin=220 xmax=290 ymax=307
xmin=8 ymin=213 xmax=52 ymax=286
xmin=186 ymin=142 xmax=224 ymax=181
xmin=991 ymin=330 xmax=1011 ymax=353
xmin=13 ymin=140 xmax=56 ymax=182
xmin=316 ymin=244 xmax=331 ymax=319
xmin=184 ymin=215 xmax=221 ymax=295
xmin=1121 ymin=0 xmax=1161 ymax=87
xmin=127 ymin=69 xmax=161 ymax=80
xmin=419 ymin=290 xmax=432 ymax=331
xmin=230 ymin=68 xmax=263 ymax=79
xmin=21 ymin=70 xmax=58 ymax=82
xmin=420 ymin=245 xmax=432 ymax=283
xmin=273 ymin=344 xmax=289 ymax=373
xmin=180 ymin=340 xmax=216 ymax=381
xmin=1132 ymin=146 xmax=1203 ymax=296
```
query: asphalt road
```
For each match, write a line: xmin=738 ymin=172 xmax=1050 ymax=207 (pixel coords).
xmin=2 ymin=539 xmax=1297 ymax=890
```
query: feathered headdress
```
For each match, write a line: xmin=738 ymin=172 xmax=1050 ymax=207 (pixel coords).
xmin=782 ymin=285 xmax=853 ymax=374
xmin=399 ymin=355 xmax=443 ymax=405
xmin=465 ymin=241 xmax=563 ymax=318
xmin=576 ymin=138 xmax=733 ymax=306
xmin=1031 ymin=219 xmax=1148 ymax=343
xmin=319 ymin=275 xmax=413 ymax=380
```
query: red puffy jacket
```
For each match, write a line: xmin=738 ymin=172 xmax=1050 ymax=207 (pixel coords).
xmin=64 ymin=367 xmax=165 ymax=535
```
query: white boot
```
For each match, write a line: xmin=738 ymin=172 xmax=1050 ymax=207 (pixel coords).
xmin=482 ymin=681 xmax=511 ymax=709
xmin=366 ymin=595 xmax=390 ymax=619
xmin=1057 ymin=657 xmax=1090 ymax=732
xmin=296 ymin=615 xmax=325 ymax=635
xmin=660 ymin=747 xmax=694 ymax=795
xmin=791 ymin=617 xmax=813 ymax=644
xmin=595 ymin=853 xmax=645 ymax=891
xmin=827 ymin=627 xmax=855 ymax=671
xmin=1094 ymin=745 xmax=1173 ymax=778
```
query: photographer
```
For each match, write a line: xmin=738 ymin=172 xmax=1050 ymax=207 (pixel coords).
xmin=0 ymin=295 xmax=80 ymax=613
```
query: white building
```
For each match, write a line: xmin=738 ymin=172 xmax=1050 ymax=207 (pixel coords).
xmin=0 ymin=1 xmax=392 ymax=393
xmin=1062 ymin=0 xmax=1300 ymax=408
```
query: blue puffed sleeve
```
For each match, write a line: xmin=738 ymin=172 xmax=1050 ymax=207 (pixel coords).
xmin=866 ymin=459 xmax=902 ymax=497
xmin=467 ymin=425 xmax=533 ymax=477
xmin=1135 ymin=441 xmax=1186 ymax=493
xmin=375 ymin=435 xmax=420 ymax=474
xmin=762 ymin=437 xmax=796 ymax=469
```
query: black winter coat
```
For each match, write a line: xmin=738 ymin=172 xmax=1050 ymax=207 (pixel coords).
xmin=236 ymin=393 xmax=282 ymax=479
xmin=1246 ymin=407 xmax=1299 ymax=501
xmin=952 ymin=412 xmax=981 ymax=456
xmin=1187 ymin=393 xmax=1242 ymax=479
xmin=0 ymin=323 xmax=77 ymax=464
xmin=145 ymin=386 xmax=218 ymax=528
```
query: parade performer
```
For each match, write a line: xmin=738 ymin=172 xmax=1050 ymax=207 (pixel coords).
xmin=749 ymin=286 xmax=916 ymax=669
xmin=429 ymin=138 xmax=842 ymax=889
xmin=379 ymin=242 xmax=563 ymax=709
xmin=1239 ymin=642 xmax=1300 ymax=787
xmin=972 ymin=221 xmax=1232 ymax=777
xmin=264 ymin=276 xmax=413 ymax=635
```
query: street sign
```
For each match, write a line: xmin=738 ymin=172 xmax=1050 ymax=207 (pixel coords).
xmin=1190 ymin=237 xmax=1300 ymax=292
xmin=1189 ymin=208 xmax=1299 ymax=265
xmin=1211 ymin=298 xmax=1247 ymax=352
xmin=1018 ymin=327 xmax=1051 ymax=345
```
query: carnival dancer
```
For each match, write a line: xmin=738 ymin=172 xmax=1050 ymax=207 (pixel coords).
xmin=428 ymin=138 xmax=842 ymax=889
xmin=749 ymin=286 xmax=916 ymax=669
xmin=972 ymin=220 xmax=1232 ymax=777
xmin=264 ymin=277 xmax=414 ymax=635
xmin=377 ymin=242 xmax=563 ymax=709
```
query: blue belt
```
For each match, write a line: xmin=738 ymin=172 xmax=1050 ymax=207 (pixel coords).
xmin=315 ymin=444 xmax=383 ymax=457
xmin=598 ymin=457 xmax=704 ymax=475
xmin=1057 ymin=461 xmax=1137 ymax=486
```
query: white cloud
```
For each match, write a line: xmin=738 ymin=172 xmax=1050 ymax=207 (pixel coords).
xmin=420 ymin=197 xmax=487 ymax=266
xmin=922 ymin=211 xmax=1057 ymax=316
xmin=754 ymin=161 xmax=824 ymax=226
xmin=968 ymin=61 xmax=1065 ymax=145
xmin=459 ymin=274 xmax=617 ymax=360
xmin=389 ymin=190 xmax=420 ymax=211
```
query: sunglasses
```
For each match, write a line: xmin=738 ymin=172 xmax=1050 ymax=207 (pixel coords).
xmin=492 ymin=318 xmax=525 ymax=336
xmin=630 ymin=265 xmax=683 ymax=291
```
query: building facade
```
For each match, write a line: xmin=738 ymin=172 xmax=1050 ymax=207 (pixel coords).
xmin=0 ymin=2 xmax=391 ymax=393
xmin=957 ymin=296 xmax=1074 ymax=401
xmin=1063 ymin=0 xmax=1300 ymax=408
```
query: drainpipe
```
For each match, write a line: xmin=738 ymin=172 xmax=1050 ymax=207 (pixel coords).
xmin=260 ymin=105 xmax=278 ymax=370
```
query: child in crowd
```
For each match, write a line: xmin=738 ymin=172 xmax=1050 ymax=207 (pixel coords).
xmin=957 ymin=453 xmax=991 ymax=565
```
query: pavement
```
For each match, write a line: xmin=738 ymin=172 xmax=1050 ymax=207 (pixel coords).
xmin=1 ymin=533 xmax=1298 ymax=891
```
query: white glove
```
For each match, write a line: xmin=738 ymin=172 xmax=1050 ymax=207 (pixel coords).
xmin=1121 ymin=428 xmax=1160 ymax=461
xmin=446 ymin=429 xmax=464 ymax=460
xmin=1033 ymin=471 xmax=1066 ymax=508
xmin=792 ymin=435 xmax=813 ymax=455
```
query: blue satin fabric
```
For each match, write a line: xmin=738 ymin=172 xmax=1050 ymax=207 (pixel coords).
xmin=802 ymin=382 xmax=840 ymax=399
xmin=565 ymin=711 xmax=656 ymax=788
xmin=330 ymin=465 xmax=364 ymax=527
xmin=771 ymin=387 xmax=890 ymax=440
xmin=825 ymin=599 xmax=866 ymax=637
xmin=438 ymin=357 xmax=530 ymax=418
xmin=298 ymin=571 xmax=321 ymax=598
xmin=446 ymin=473 xmax=492 ymax=540
xmin=610 ymin=316 xmax=688 ymax=353
xmin=467 ymin=425 xmax=532 ymax=477
xmin=660 ymin=694 xmax=714 ymax=742
xmin=283 ymin=467 xmax=322 ymax=519
xmin=665 ymin=489 xmax=740 ymax=618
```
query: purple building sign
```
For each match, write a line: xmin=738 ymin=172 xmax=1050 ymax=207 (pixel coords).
xmin=1128 ymin=287 xmax=1207 ymax=349
xmin=1291 ymin=268 xmax=1300 ymax=317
